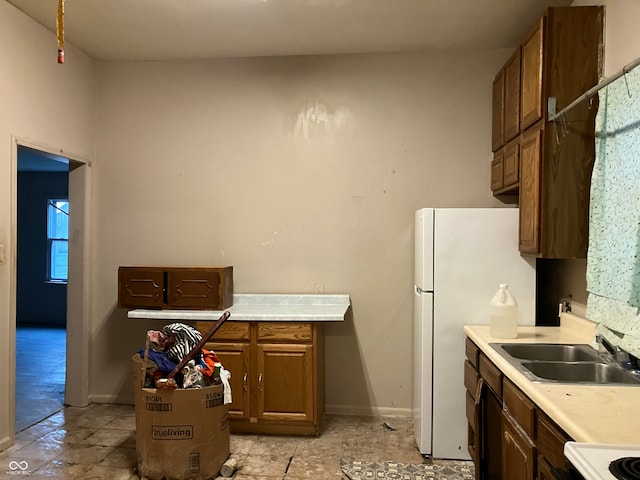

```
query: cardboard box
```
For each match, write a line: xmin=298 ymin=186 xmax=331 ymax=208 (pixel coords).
xmin=132 ymin=354 xmax=230 ymax=480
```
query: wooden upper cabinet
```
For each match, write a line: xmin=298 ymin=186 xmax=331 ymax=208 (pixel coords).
xmin=491 ymin=69 xmax=505 ymax=152
xmin=503 ymin=48 xmax=521 ymax=143
xmin=521 ymin=18 xmax=545 ymax=131
xmin=118 ymin=266 xmax=233 ymax=310
xmin=490 ymin=6 xmax=603 ymax=258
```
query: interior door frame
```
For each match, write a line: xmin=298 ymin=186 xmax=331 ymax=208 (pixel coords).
xmin=8 ymin=136 xmax=92 ymax=441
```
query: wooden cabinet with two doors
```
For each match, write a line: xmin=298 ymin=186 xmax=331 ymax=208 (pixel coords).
xmin=118 ymin=266 xmax=233 ymax=310
xmin=196 ymin=320 xmax=324 ymax=436
xmin=490 ymin=6 xmax=604 ymax=258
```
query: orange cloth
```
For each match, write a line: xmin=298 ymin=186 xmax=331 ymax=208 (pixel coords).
xmin=200 ymin=348 xmax=221 ymax=377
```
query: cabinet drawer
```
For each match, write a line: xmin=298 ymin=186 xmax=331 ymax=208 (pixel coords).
xmin=537 ymin=412 xmax=571 ymax=469
xmin=479 ymin=353 xmax=502 ymax=398
xmin=503 ymin=378 xmax=535 ymax=438
xmin=257 ymin=322 xmax=313 ymax=343
xmin=196 ymin=321 xmax=250 ymax=341
xmin=464 ymin=360 xmax=480 ymax=398
xmin=465 ymin=337 xmax=479 ymax=368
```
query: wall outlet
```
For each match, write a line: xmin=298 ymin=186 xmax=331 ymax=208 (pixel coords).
xmin=315 ymin=284 xmax=325 ymax=294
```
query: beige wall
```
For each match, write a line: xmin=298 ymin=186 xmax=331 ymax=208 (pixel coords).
xmin=0 ymin=2 xmax=94 ymax=447
xmin=90 ymin=52 xmax=507 ymax=412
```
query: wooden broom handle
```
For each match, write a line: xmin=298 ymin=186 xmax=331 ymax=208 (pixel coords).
xmin=166 ymin=310 xmax=230 ymax=380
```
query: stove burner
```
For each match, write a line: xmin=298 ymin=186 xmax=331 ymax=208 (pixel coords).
xmin=609 ymin=457 xmax=640 ymax=480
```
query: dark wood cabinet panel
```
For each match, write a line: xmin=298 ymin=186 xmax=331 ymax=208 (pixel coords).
xmin=479 ymin=353 xmax=503 ymax=398
xmin=520 ymin=18 xmax=544 ymax=131
xmin=519 ymin=123 xmax=542 ymax=255
xmin=537 ymin=412 xmax=571 ymax=470
xmin=502 ymin=411 xmax=536 ymax=480
xmin=492 ymin=69 xmax=505 ymax=152
xmin=491 ymin=150 xmax=504 ymax=192
xmin=503 ymin=378 xmax=535 ymax=439
xmin=503 ymin=49 xmax=522 ymax=143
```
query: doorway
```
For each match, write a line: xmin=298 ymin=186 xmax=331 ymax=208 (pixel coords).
xmin=8 ymin=138 xmax=91 ymax=445
xmin=16 ymin=146 xmax=69 ymax=431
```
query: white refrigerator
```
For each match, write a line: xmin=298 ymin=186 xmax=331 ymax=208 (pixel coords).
xmin=413 ymin=208 xmax=536 ymax=459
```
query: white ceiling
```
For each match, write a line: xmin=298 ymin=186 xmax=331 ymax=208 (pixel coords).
xmin=6 ymin=0 xmax=573 ymax=61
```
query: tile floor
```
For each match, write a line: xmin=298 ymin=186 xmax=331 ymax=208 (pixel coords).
xmin=8 ymin=328 xmax=465 ymax=479
xmin=2 ymin=405 xmax=426 ymax=479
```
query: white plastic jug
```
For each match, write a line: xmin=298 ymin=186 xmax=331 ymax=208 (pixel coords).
xmin=489 ymin=283 xmax=518 ymax=339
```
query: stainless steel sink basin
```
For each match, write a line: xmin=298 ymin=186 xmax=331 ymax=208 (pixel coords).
xmin=499 ymin=343 xmax=603 ymax=362
xmin=521 ymin=361 xmax=640 ymax=385
xmin=489 ymin=342 xmax=640 ymax=385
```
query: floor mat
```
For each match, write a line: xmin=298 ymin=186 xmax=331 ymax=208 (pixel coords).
xmin=340 ymin=458 xmax=475 ymax=480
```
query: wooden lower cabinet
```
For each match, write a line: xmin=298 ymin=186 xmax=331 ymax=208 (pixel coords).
xmin=464 ymin=337 xmax=572 ymax=480
xmin=197 ymin=320 xmax=324 ymax=435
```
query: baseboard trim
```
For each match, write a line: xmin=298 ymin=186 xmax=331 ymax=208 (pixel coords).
xmin=325 ymin=404 xmax=412 ymax=418
xmin=87 ymin=396 xmax=413 ymax=419
xmin=88 ymin=394 xmax=122 ymax=404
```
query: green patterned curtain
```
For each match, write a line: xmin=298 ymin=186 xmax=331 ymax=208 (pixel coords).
xmin=586 ymin=66 xmax=640 ymax=356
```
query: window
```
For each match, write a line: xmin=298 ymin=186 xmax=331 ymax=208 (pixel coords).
xmin=47 ymin=199 xmax=69 ymax=282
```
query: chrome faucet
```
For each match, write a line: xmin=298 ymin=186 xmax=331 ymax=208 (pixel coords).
xmin=596 ymin=335 xmax=639 ymax=373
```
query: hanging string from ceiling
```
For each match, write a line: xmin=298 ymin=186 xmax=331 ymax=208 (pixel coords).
xmin=56 ymin=0 xmax=64 ymax=64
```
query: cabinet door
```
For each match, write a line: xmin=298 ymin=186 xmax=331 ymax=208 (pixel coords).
xmin=502 ymin=411 xmax=536 ymax=480
xmin=519 ymin=122 xmax=543 ymax=255
xmin=492 ymin=69 xmax=505 ymax=152
xmin=491 ymin=150 xmax=504 ymax=192
xmin=166 ymin=269 xmax=221 ymax=309
xmin=118 ymin=267 xmax=164 ymax=308
xmin=503 ymin=48 xmax=521 ymax=142
xmin=206 ymin=341 xmax=251 ymax=422
xmin=256 ymin=343 xmax=314 ymax=424
xmin=502 ymin=137 xmax=520 ymax=189
xmin=521 ymin=18 xmax=545 ymax=131
xmin=537 ymin=413 xmax=571 ymax=470
xmin=483 ymin=385 xmax=503 ymax=480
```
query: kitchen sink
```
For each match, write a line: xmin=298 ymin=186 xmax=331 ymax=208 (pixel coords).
xmin=521 ymin=361 xmax=640 ymax=385
xmin=499 ymin=343 xmax=603 ymax=362
xmin=490 ymin=342 xmax=640 ymax=385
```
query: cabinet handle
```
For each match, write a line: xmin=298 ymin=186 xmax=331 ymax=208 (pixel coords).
xmin=258 ymin=373 xmax=263 ymax=392
xmin=243 ymin=373 xmax=248 ymax=391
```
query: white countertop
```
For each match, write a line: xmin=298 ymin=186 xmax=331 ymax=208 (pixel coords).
xmin=464 ymin=314 xmax=640 ymax=445
xmin=127 ymin=293 xmax=351 ymax=322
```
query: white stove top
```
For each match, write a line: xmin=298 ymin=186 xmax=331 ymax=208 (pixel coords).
xmin=565 ymin=442 xmax=640 ymax=480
